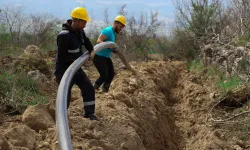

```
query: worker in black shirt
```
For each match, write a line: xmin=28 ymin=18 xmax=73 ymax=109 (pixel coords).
xmin=54 ymin=7 xmax=97 ymax=120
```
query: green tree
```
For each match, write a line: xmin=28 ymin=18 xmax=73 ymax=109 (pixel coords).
xmin=174 ymin=0 xmax=220 ymax=38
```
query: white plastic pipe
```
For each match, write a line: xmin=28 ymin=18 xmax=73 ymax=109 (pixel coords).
xmin=56 ymin=42 xmax=118 ymax=150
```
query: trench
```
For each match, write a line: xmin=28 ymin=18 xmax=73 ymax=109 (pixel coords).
xmin=66 ymin=61 xmax=186 ymax=150
xmin=100 ymin=61 xmax=186 ymax=150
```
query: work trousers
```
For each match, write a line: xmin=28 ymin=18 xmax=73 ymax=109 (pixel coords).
xmin=55 ymin=68 xmax=95 ymax=115
xmin=93 ymin=55 xmax=115 ymax=87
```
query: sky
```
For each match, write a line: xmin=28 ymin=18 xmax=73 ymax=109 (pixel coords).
xmin=0 ymin=0 xmax=175 ymax=24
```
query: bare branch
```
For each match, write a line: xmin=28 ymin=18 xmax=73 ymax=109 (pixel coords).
xmin=104 ymin=8 xmax=109 ymax=26
xmin=117 ymin=4 xmax=127 ymax=16
xmin=1 ymin=5 xmax=26 ymax=45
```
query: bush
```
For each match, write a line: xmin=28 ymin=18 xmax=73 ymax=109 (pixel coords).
xmin=187 ymin=60 xmax=204 ymax=71
xmin=168 ymin=30 xmax=199 ymax=60
xmin=0 ymin=70 xmax=47 ymax=114
xmin=216 ymin=76 xmax=242 ymax=94
xmin=237 ymin=31 xmax=250 ymax=46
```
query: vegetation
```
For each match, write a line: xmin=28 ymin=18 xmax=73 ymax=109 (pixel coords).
xmin=0 ymin=69 xmax=47 ymax=114
xmin=188 ymin=60 xmax=242 ymax=94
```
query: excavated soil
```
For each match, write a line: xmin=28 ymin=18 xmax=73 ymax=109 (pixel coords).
xmin=0 ymin=59 xmax=250 ymax=150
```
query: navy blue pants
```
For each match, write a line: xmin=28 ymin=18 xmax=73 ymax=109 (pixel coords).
xmin=55 ymin=68 xmax=95 ymax=115
xmin=93 ymin=55 xmax=115 ymax=86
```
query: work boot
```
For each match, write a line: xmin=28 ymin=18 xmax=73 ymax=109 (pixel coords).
xmin=83 ymin=114 xmax=98 ymax=121
xmin=93 ymin=83 xmax=101 ymax=90
xmin=102 ymin=82 xmax=110 ymax=93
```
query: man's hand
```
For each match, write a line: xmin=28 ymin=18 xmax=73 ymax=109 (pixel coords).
xmin=90 ymin=51 xmax=95 ymax=60
xmin=111 ymin=48 xmax=119 ymax=53
xmin=83 ymin=51 xmax=94 ymax=66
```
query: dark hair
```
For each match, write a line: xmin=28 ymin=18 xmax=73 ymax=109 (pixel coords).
xmin=72 ymin=17 xmax=83 ymax=21
xmin=67 ymin=19 xmax=73 ymax=24
xmin=114 ymin=21 xmax=121 ymax=24
xmin=114 ymin=21 xmax=124 ymax=26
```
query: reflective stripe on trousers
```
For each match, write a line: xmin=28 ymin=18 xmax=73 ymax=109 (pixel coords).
xmin=68 ymin=48 xmax=80 ymax=53
xmin=84 ymin=101 xmax=95 ymax=106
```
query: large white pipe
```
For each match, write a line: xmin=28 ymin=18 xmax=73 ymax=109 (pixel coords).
xmin=56 ymin=42 xmax=118 ymax=150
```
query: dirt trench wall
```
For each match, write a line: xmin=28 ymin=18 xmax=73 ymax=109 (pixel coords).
xmin=108 ymin=61 xmax=184 ymax=150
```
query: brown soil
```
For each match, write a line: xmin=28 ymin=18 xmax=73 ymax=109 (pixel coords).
xmin=0 ymin=59 xmax=250 ymax=150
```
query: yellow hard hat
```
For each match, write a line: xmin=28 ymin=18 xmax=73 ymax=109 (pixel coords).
xmin=70 ymin=7 xmax=91 ymax=22
xmin=114 ymin=15 xmax=126 ymax=26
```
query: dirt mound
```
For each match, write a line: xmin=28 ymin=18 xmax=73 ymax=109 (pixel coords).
xmin=14 ymin=55 xmax=51 ymax=76
xmin=22 ymin=104 xmax=55 ymax=132
xmin=4 ymin=124 xmax=36 ymax=149
xmin=0 ymin=134 xmax=12 ymax=150
xmin=0 ymin=47 xmax=51 ymax=77
xmin=23 ymin=45 xmax=42 ymax=57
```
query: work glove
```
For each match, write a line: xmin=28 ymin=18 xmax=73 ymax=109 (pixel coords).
xmin=111 ymin=48 xmax=119 ymax=53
